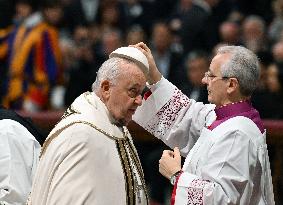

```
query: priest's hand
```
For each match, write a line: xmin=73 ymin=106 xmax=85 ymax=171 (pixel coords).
xmin=130 ymin=42 xmax=162 ymax=85
xmin=159 ymin=147 xmax=182 ymax=179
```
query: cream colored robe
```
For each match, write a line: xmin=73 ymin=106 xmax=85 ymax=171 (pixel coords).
xmin=28 ymin=92 xmax=148 ymax=205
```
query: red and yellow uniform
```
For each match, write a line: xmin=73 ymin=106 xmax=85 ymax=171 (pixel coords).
xmin=2 ymin=19 xmax=62 ymax=110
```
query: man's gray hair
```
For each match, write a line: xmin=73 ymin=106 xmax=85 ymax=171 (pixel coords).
xmin=92 ymin=57 xmax=139 ymax=92
xmin=92 ymin=57 xmax=124 ymax=92
xmin=217 ymin=45 xmax=260 ymax=96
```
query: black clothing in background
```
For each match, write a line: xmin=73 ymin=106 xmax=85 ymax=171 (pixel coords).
xmin=252 ymin=89 xmax=283 ymax=119
xmin=0 ymin=0 xmax=14 ymax=28
xmin=64 ymin=60 xmax=100 ymax=107
xmin=0 ymin=106 xmax=46 ymax=145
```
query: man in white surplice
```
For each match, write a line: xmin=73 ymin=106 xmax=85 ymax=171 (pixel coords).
xmin=0 ymin=107 xmax=42 ymax=205
xmin=27 ymin=47 xmax=149 ymax=205
xmin=133 ymin=43 xmax=275 ymax=204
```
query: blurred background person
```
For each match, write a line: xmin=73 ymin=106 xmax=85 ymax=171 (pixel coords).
xmin=63 ymin=24 xmax=100 ymax=107
xmin=95 ymin=0 xmax=126 ymax=35
xmin=0 ymin=0 xmax=36 ymax=104
xmin=179 ymin=0 xmax=222 ymax=54
xmin=251 ymin=51 xmax=275 ymax=119
xmin=149 ymin=21 xmax=183 ymax=87
xmin=218 ymin=20 xmax=241 ymax=45
xmin=125 ymin=25 xmax=147 ymax=46
xmin=271 ymin=40 xmax=283 ymax=64
xmin=62 ymin=0 xmax=100 ymax=34
xmin=265 ymin=62 xmax=283 ymax=119
xmin=179 ymin=50 xmax=210 ymax=103
xmin=241 ymin=15 xmax=269 ymax=53
xmin=268 ymin=0 xmax=283 ymax=45
xmin=1 ymin=0 xmax=63 ymax=112
xmin=121 ymin=0 xmax=154 ymax=37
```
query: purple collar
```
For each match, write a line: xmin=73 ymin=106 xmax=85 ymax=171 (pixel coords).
xmin=209 ymin=100 xmax=264 ymax=133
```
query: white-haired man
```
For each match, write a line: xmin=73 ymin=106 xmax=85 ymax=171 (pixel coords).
xmin=28 ymin=47 xmax=149 ymax=204
xmin=133 ymin=43 xmax=274 ymax=204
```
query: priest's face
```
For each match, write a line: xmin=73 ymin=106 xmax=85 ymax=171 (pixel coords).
xmin=105 ymin=63 xmax=146 ymax=126
xmin=202 ymin=53 xmax=231 ymax=106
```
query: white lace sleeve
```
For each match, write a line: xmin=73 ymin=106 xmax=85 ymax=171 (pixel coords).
xmin=133 ymin=78 xmax=215 ymax=156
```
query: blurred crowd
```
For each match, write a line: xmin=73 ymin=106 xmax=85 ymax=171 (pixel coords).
xmin=0 ymin=0 xmax=283 ymax=119
xmin=1 ymin=0 xmax=283 ymax=204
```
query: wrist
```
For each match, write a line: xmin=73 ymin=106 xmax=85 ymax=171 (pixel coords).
xmin=169 ymin=170 xmax=182 ymax=185
xmin=147 ymin=76 xmax=164 ymax=91
xmin=148 ymin=70 xmax=162 ymax=85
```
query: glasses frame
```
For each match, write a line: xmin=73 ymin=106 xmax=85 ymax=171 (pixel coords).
xmin=204 ymin=71 xmax=230 ymax=82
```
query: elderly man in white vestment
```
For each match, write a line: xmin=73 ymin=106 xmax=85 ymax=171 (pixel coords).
xmin=133 ymin=43 xmax=275 ymax=205
xmin=27 ymin=47 xmax=149 ymax=205
xmin=0 ymin=107 xmax=42 ymax=205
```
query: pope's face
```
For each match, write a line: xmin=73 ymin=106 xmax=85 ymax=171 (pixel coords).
xmin=105 ymin=63 xmax=146 ymax=126
xmin=202 ymin=53 xmax=231 ymax=106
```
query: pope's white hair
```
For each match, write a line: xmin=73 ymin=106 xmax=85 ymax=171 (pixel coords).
xmin=92 ymin=57 xmax=136 ymax=92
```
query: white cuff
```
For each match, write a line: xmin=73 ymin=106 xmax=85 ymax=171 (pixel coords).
xmin=146 ymin=76 xmax=164 ymax=92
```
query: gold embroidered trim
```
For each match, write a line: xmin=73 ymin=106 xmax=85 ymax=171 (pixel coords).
xmin=40 ymin=120 xmax=126 ymax=158
xmin=116 ymin=140 xmax=135 ymax=205
xmin=61 ymin=105 xmax=81 ymax=119
xmin=84 ymin=92 xmax=96 ymax=107
xmin=125 ymin=133 xmax=149 ymax=202
xmin=116 ymin=128 xmax=149 ymax=204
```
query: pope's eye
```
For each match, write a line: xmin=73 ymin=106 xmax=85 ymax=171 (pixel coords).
xmin=128 ymin=88 xmax=139 ymax=98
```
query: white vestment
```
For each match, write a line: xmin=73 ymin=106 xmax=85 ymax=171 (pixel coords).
xmin=0 ymin=119 xmax=41 ymax=205
xmin=133 ymin=78 xmax=274 ymax=205
xmin=28 ymin=92 xmax=148 ymax=205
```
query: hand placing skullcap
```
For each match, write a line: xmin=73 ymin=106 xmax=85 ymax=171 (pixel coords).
xmin=109 ymin=46 xmax=149 ymax=74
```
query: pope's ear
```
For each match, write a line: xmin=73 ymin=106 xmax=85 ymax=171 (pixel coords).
xmin=227 ymin=77 xmax=239 ymax=94
xmin=100 ymin=80 xmax=111 ymax=99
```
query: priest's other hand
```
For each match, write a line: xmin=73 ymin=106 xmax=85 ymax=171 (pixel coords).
xmin=159 ymin=147 xmax=182 ymax=179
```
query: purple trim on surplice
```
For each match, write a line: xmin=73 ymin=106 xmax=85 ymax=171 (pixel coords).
xmin=208 ymin=100 xmax=264 ymax=133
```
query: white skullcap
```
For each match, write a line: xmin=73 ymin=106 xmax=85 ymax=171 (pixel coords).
xmin=109 ymin=47 xmax=149 ymax=74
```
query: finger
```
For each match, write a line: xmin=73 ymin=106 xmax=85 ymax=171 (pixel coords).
xmin=168 ymin=150 xmax=174 ymax=157
xmin=129 ymin=44 xmax=147 ymax=56
xmin=162 ymin=150 xmax=174 ymax=157
xmin=134 ymin=42 xmax=149 ymax=51
xmin=162 ymin=150 xmax=169 ymax=155
xmin=128 ymin=42 xmax=142 ymax=48
xmin=173 ymin=147 xmax=181 ymax=160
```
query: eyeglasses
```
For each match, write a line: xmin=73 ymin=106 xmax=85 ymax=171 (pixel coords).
xmin=204 ymin=71 xmax=230 ymax=82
